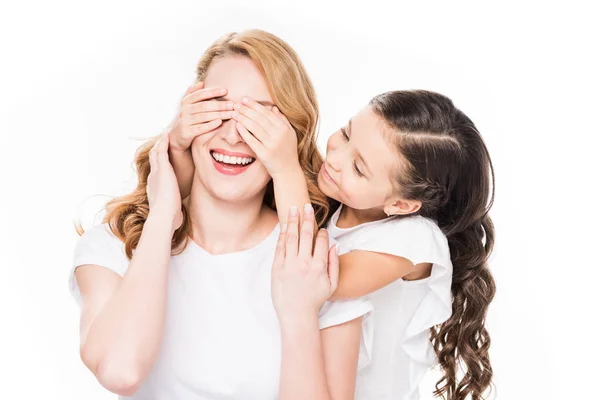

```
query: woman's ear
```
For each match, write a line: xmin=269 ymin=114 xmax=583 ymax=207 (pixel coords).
xmin=383 ymin=198 xmax=421 ymax=216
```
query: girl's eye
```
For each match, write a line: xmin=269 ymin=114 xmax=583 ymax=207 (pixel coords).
xmin=341 ymin=127 xmax=349 ymax=141
xmin=353 ymin=161 xmax=364 ymax=178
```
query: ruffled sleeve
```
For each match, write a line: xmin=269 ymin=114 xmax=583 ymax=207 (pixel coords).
xmin=350 ymin=216 xmax=453 ymax=368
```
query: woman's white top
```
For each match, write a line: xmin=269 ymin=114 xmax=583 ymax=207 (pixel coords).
xmin=327 ymin=206 xmax=453 ymax=400
xmin=69 ymin=223 xmax=373 ymax=400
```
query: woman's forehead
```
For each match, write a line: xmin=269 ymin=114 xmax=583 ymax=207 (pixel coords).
xmin=204 ymin=55 xmax=273 ymax=103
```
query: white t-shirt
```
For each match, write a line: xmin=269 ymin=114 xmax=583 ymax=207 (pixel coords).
xmin=327 ymin=206 xmax=453 ymax=400
xmin=69 ymin=223 xmax=373 ymax=400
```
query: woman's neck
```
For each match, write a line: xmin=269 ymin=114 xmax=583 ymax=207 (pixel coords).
xmin=186 ymin=181 xmax=278 ymax=255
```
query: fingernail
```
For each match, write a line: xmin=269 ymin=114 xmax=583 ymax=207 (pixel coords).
xmin=232 ymin=111 xmax=239 ymax=118
xmin=290 ymin=206 xmax=298 ymax=217
xmin=304 ymin=203 xmax=312 ymax=214
xmin=233 ymin=103 xmax=241 ymax=110
xmin=281 ymin=223 xmax=287 ymax=233
xmin=242 ymin=97 xmax=248 ymax=104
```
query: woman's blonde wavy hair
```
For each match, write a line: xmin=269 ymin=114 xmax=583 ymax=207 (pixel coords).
xmin=78 ymin=30 xmax=330 ymax=258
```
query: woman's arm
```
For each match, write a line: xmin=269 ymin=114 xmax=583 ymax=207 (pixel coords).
xmin=279 ymin=316 xmax=362 ymax=400
xmin=75 ymin=133 xmax=182 ymax=396
xmin=273 ymin=206 xmax=362 ymax=399
xmin=77 ymin=213 xmax=175 ymax=396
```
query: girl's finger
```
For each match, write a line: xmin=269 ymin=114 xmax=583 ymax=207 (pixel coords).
xmin=273 ymin=224 xmax=287 ymax=269
xmin=312 ymin=229 xmax=330 ymax=267
xmin=298 ymin=203 xmax=315 ymax=257
xmin=184 ymin=81 xmax=204 ymax=97
xmin=235 ymin=122 xmax=263 ymax=155
xmin=189 ymin=100 xmax=234 ymax=114
xmin=189 ymin=110 xmax=233 ymax=125
xmin=238 ymin=98 xmax=273 ymax=130
xmin=190 ymin=119 xmax=223 ymax=136
xmin=327 ymin=245 xmax=340 ymax=292
xmin=271 ymin=106 xmax=290 ymax=125
xmin=232 ymin=110 xmax=269 ymax=143
xmin=184 ymin=87 xmax=227 ymax=105
xmin=285 ymin=206 xmax=300 ymax=258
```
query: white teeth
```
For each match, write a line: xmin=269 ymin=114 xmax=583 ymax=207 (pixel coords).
xmin=211 ymin=151 xmax=254 ymax=165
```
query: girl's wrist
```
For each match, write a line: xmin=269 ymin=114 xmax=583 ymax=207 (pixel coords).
xmin=271 ymin=163 xmax=303 ymax=183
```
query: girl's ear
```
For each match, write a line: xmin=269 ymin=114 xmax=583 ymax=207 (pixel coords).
xmin=383 ymin=198 xmax=421 ymax=216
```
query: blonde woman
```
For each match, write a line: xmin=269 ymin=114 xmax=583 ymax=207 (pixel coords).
xmin=70 ymin=30 xmax=372 ymax=399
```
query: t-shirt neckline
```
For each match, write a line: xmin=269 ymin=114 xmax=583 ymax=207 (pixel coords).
xmin=185 ymin=223 xmax=280 ymax=260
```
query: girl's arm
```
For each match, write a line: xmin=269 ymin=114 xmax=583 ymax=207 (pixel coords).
xmin=232 ymin=98 xmax=312 ymax=226
xmin=330 ymin=251 xmax=433 ymax=300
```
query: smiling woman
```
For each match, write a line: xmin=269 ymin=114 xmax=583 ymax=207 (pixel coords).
xmin=69 ymin=30 xmax=373 ymax=400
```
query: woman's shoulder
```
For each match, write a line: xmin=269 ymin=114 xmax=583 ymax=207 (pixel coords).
xmin=77 ymin=223 xmax=124 ymax=248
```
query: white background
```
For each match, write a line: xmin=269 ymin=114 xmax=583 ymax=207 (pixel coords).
xmin=1 ymin=1 xmax=598 ymax=399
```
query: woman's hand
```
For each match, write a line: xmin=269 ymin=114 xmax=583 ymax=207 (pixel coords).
xmin=271 ymin=204 xmax=339 ymax=325
xmin=232 ymin=97 xmax=299 ymax=179
xmin=147 ymin=133 xmax=183 ymax=233
xmin=168 ymin=82 xmax=234 ymax=153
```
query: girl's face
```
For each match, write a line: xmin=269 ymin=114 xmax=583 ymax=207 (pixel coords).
xmin=191 ymin=55 xmax=274 ymax=203
xmin=318 ymin=106 xmax=401 ymax=211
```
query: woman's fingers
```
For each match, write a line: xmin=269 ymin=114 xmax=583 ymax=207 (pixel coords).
xmin=285 ymin=206 xmax=300 ymax=258
xmin=149 ymin=136 xmax=160 ymax=172
xmin=157 ymin=133 xmax=170 ymax=165
xmin=298 ymin=204 xmax=315 ymax=257
xmin=273 ymin=223 xmax=287 ymax=269
xmin=327 ymin=245 xmax=340 ymax=292
xmin=312 ymin=229 xmax=330 ymax=266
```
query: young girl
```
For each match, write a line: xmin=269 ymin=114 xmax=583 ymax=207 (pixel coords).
xmin=170 ymin=88 xmax=495 ymax=400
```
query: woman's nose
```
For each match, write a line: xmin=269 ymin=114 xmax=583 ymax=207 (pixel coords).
xmin=219 ymin=119 xmax=243 ymax=146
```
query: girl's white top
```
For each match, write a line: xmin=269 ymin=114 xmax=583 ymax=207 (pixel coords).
xmin=69 ymin=223 xmax=373 ymax=400
xmin=327 ymin=206 xmax=453 ymax=400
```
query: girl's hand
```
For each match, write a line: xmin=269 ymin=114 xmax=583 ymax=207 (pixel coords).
xmin=232 ymin=97 xmax=299 ymax=179
xmin=271 ymin=204 xmax=339 ymax=324
xmin=168 ymin=82 xmax=234 ymax=153
xmin=147 ymin=133 xmax=183 ymax=233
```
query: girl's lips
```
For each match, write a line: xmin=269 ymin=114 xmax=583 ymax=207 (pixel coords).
xmin=320 ymin=164 xmax=337 ymax=186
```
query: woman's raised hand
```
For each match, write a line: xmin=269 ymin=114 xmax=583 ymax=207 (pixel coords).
xmin=271 ymin=204 xmax=339 ymax=324
xmin=147 ymin=133 xmax=183 ymax=233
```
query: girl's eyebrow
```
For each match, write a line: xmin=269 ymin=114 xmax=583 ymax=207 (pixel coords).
xmin=216 ymin=96 xmax=274 ymax=107
xmin=349 ymin=119 xmax=373 ymax=176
